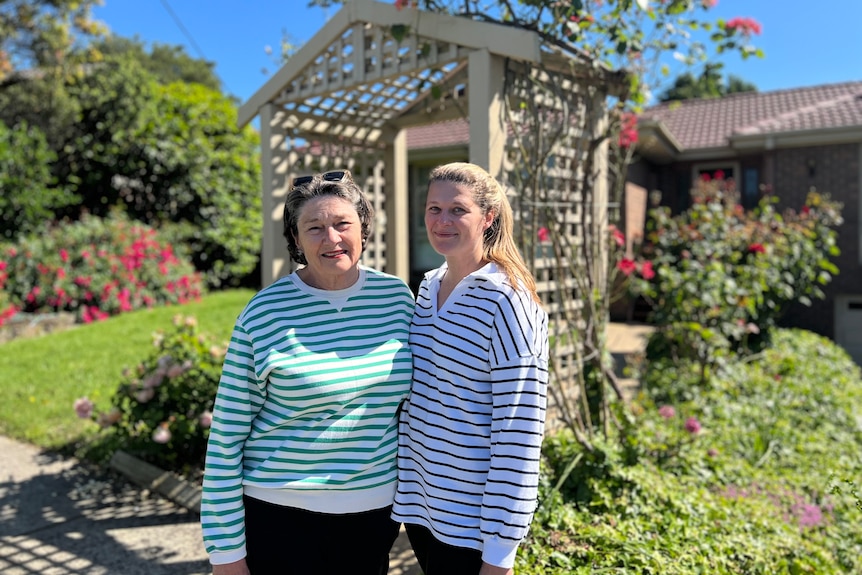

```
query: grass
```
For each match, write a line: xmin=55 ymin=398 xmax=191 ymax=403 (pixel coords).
xmin=0 ymin=289 xmax=254 ymax=450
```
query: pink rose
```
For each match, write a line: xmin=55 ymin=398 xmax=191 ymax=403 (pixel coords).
xmin=199 ymin=411 xmax=213 ymax=429
xmin=74 ymin=397 xmax=94 ymax=419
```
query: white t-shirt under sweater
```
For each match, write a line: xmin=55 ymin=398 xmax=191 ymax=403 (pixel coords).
xmin=201 ymin=267 xmax=414 ymax=565
xmin=391 ymin=262 xmax=549 ymax=569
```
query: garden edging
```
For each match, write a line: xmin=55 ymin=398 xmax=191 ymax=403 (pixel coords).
xmin=109 ymin=450 xmax=202 ymax=514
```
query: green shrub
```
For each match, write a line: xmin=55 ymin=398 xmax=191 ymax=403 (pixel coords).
xmin=628 ymin=179 xmax=842 ymax=377
xmin=75 ymin=314 xmax=225 ymax=475
xmin=138 ymin=82 xmax=262 ymax=288
xmin=0 ymin=120 xmax=76 ymax=240
xmin=3 ymin=211 xmax=204 ymax=322
xmin=520 ymin=329 xmax=862 ymax=574
xmin=1 ymin=55 xmax=261 ymax=288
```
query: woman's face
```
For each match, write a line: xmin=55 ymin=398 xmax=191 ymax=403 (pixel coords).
xmin=294 ymin=195 xmax=363 ymax=290
xmin=424 ymin=180 xmax=493 ymax=263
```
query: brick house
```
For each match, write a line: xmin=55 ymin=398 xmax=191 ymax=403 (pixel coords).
xmin=627 ymin=81 xmax=862 ymax=364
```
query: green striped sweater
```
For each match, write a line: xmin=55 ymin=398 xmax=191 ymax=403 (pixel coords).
xmin=200 ymin=267 xmax=414 ymax=565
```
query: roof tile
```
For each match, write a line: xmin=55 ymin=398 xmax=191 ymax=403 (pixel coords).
xmin=641 ymin=81 xmax=862 ymax=150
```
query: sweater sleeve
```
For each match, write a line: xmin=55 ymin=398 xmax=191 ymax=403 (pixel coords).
xmin=480 ymin=289 xmax=549 ymax=568
xmin=200 ymin=320 xmax=266 ymax=565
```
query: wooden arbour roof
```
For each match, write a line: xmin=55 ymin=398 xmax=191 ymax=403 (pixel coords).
xmin=238 ymin=0 xmax=601 ymax=142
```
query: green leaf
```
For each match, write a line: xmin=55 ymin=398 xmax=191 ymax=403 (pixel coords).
xmin=390 ymin=24 xmax=409 ymax=43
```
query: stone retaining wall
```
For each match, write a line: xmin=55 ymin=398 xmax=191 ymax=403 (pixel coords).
xmin=0 ymin=312 xmax=77 ymax=344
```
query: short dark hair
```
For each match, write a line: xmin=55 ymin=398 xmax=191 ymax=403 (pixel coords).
xmin=282 ymin=170 xmax=374 ymax=265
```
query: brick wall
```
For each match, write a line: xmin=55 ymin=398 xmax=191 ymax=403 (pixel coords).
xmin=771 ymin=143 xmax=861 ymax=338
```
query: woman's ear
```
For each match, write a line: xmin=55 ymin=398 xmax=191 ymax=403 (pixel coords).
xmin=483 ymin=209 xmax=496 ymax=231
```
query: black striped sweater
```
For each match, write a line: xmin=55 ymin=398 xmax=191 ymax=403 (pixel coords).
xmin=392 ymin=262 xmax=549 ymax=569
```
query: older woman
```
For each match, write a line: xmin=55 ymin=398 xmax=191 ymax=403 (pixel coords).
xmin=392 ymin=162 xmax=549 ymax=575
xmin=201 ymin=170 xmax=414 ymax=575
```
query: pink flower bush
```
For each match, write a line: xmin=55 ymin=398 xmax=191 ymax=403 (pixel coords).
xmin=2 ymin=213 xmax=204 ymax=323
xmin=74 ymin=315 xmax=225 ymax=473
xmin=0 ymin=256 xmax=17 ymax=327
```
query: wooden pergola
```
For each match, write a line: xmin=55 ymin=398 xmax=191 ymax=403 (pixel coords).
xmin=238 ymin=0 xmax=629 ymax=430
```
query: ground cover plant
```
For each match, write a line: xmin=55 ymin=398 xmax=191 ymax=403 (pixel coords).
xmin=520 ymin=329 xmax=862 ymax=574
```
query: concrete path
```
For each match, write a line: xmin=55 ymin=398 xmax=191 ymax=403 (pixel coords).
xmin=0 ymin=435 xmax=211 ymax=575
xmin=0 ymin=435 xmax=420 ymax=574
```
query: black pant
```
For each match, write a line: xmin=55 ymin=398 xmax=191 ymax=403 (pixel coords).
xmin=243 ymin=495 xmax=400 ymax=575
xmin=405 ymin=522 xmax=484 ymax=575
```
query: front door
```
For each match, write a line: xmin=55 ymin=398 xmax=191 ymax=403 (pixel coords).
xmin=409 ymin=165 xmax=445 ymax=291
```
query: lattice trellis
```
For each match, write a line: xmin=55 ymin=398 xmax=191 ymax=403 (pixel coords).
xmin=501 ymin=61 xmax=612 ymax=432
xmin=272 ymin=21 xmax=472 ymax=145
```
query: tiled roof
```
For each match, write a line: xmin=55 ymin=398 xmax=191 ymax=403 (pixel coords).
xmin=640 ymin=81 xmax=862 ymax=150
xmin=407 ymin=118 xmax=470 ymax=149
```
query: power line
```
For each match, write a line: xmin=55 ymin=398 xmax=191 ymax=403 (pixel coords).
xmin=158 ymin=0 xmax=207 ymax=61
xmin=157 ymin=0 xmax=233 ymax=95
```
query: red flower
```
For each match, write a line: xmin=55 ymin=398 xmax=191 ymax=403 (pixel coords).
xmin=59 ymin=249 xmax=69 ymax=263
xmin=700 ymin=172 xmax=711 ymax=182
xmin=747 ymin=243 xmax=766 ymax=254
xmin=617 ymin=112 xmax=639 ymax=148
xmin=609 ymin=225 xmax=625 ymax=247
xmin=713 ymin=169 xmax=725 ymax=181
xmin=537 ymin=227 xmax=550 ymax=243
xmin=639 ymin=260 xmax=655 ymax=280
xmin=617 ymin=258 xmax=637 ymax=276
xmin=726 ymin=16 xmax=762 ymax=36
xmin=801 ymin=206 xmax=811 ymax=215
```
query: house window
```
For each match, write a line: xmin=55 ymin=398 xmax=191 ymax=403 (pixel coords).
xmin=692 ymin=162 xmax=741 ymax=204
xmin=742 ymin=168 xmax=760 ymax=209
xmin=696 ymin=166 xmax=735 ymax=183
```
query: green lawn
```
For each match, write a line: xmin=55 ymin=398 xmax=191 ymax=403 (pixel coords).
xmin=0 ymin=289 xmax=254 ymax=450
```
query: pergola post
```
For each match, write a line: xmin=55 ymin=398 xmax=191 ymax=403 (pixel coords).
xmin=468 ymin=49 xmax=506 ymax=179
xmin=383 ymin=128 xmax=410 ymax=282
xmin=590 ymin=91 xmax=610 ymax=296
xmin=259 ymin=103 xmax=290 ymax=287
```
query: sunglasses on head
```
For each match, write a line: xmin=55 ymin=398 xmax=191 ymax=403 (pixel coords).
xmin=292 ymin=169 xmax=352 ymax=189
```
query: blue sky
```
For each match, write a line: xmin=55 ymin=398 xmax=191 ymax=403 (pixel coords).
xmin=92 ymin=0 xmax=862 ymax=104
